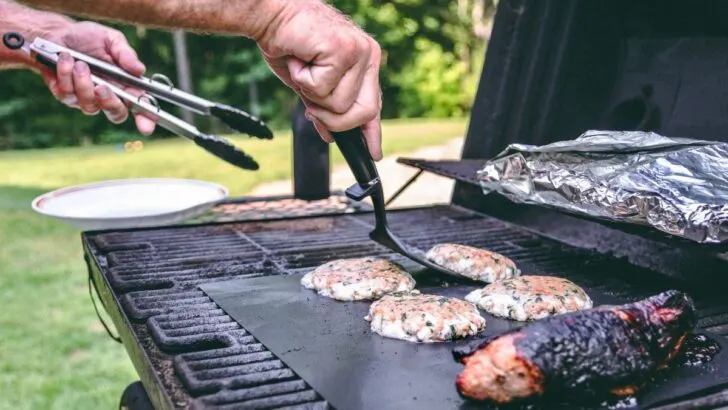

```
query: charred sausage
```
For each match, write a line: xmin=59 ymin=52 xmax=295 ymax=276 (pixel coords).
xmin=454 ymin=290 xmax=696 ymax=404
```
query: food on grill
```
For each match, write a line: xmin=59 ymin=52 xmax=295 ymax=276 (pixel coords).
xmin=425 ymin=243 xmax=520 ymax=283
xmin=453 ymin=290 xmax=696 ymax=404
xmin=301 ymin=257 xmax=415 ymax=301
xmin=464 ymin=275 xmax=593 ymax=321
xmin=364 ymin=290 xmax=486 ymax=343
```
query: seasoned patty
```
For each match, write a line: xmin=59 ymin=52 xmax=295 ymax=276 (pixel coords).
xmin=364 ymin=291 xmax=486 ymax=342
xmin=464 ymin=275 xmax=593 ymax=321
xmin=301 ymin=257 xmax=415 ymax=301
xmin=425 ymin=243 xmax=520 ymax=283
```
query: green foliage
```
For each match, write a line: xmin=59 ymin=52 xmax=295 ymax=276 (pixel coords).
xmin=0 ymin=1 xmax=492 ymax=149
xmin=395 ymin=38 xmax=468 ymax=118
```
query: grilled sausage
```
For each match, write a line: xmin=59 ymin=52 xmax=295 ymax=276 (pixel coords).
xmin=454 ymin=290 xmax=696 ymax=404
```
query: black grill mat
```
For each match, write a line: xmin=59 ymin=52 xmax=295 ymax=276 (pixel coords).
xmin=200 ymin=273 xmax=728 ymax=410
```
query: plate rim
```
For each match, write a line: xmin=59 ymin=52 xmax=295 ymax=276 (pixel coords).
xmin=31 ymin=177 xmax=229 ymax=221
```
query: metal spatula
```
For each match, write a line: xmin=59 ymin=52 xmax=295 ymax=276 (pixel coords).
xmin=332 ymin=128 xmax=466 ymax=279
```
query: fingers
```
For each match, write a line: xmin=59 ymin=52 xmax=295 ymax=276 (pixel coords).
xmin=287 ymin=36 xmax=366 ymax=114
xmin=95 ymin=85 xmax=128 ymax=124
xmin=303 ymin=108 xmax=333 ymax=143
xmin=56 ymin=53 xmax=76 ymax=106
xmin=284 ymin=30 xmax=383 ymax=161
xmin=124 ymin=87 xmax=157 ymax=136
xmin=305 ymin=50 xmax=383 ymax=160
xmin=48 ymin=51 xmax=156 ymax=134
xmin=361 ymin=111 xmax=383 ymax=161
xmin=72 ymin=61 xmax=100 ymax=115
xmin=106 ymin=31 xmax=146 ymax=76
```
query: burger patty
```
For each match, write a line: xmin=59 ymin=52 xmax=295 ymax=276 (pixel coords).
xmin=364 ymin=291 xmax=486 ymax=343
xmin=464 ymin=275 xmax=593 ymax=321
xmin=301 ymin=257 xmax=415 ymax=301
xmin=425 ymin=243 xmax=520 ymax=283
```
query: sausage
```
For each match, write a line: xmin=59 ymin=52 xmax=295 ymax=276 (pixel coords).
xmin=454 ymin=290 xmax=696 ymax=404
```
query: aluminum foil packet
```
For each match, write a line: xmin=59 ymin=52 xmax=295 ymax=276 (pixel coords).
xmin=477 ymin=130 xmax=728 ymax=244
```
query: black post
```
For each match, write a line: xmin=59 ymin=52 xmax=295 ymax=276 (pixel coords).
xmin=292 ymin=99 xmax=330 ymax=200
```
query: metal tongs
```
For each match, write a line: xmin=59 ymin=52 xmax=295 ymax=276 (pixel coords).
xmin=332 ymin=129 xmax=466 ymax=280
xmin=2 ymin=32 xmax=273 ymax=170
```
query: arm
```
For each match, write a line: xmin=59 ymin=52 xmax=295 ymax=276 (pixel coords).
xmin=0 ymin=0 xmax=156 ymax=133
xmin=0 ymin=0 xmax=73 ymax=69
xmin=9 ymin=0 xmax=384 ymax=160
xmin=14 ymin=0 xmax=287 ymax=40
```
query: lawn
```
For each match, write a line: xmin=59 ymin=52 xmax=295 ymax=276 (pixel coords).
xmin=0 ymin=117 xmax=467 ymax=410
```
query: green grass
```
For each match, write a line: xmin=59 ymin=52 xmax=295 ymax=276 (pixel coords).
xmin=0 ymin=117 xmax=467 ymax=410
xmin=0 ymin=117 xmax=467 ymax=196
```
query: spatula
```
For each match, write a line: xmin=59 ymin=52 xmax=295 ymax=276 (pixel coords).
xmin=332 ymin=127 xmax=466 ymax=279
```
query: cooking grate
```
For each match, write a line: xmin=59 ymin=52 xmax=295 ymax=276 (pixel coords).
xmin=396 ymin=158 xmax=483 ymax=186
xmin=396 ymin=157 xmax=728 ymax=253
xmin=188 ymin=194 xmax=366 ymax=225
xmin=84 ymin=205 xmax=728 ymax=409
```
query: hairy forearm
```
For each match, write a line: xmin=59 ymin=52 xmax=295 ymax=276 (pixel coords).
xmin=0 ymin=0 xmax=73 ymax=68
xmin=15 ymin=0 xmax=289 ymax=40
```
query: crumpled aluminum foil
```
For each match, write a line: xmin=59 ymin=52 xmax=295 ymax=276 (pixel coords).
xmin=477 ymin=130 xmax=728 ymax=244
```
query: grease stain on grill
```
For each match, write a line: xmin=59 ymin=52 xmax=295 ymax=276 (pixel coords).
xmin=677 ymin=333 xmax=721 ymax=366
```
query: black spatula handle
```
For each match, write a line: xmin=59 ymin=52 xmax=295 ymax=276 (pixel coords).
xmin=331 ymin=128 xmax=381 ymax=201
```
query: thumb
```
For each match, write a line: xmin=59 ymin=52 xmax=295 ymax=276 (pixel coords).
xmin=286 ymin=56 xmax=314 ymax=96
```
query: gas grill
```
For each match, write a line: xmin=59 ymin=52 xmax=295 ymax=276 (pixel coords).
xmin=83 ymin=0 xmax=728 ymax=408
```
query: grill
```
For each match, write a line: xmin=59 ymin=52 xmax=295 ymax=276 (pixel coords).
xmin=85 ymin=205 xmax=728 ymax=410
xmin=81 ymin=0 xmax=728 ymax=408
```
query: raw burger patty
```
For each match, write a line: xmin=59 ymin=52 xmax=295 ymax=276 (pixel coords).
xmin=301 ymin=257 xmax=415 ymax=301
xmin=465 ymin=275 xmax=593 ymax=321
xmin=364 ymin=291 xmax=486 ymax=342
xmin=425 ymin=243 xmax=520 ymax=283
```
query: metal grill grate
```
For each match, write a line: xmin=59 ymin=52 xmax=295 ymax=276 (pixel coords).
xmin=395 ymin=158 xmax=483 ymax=186
xmin=84 ymin=205 xmax=728 ymax=409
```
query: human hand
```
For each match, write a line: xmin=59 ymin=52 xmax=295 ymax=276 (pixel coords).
xmin=40 ymin=21 xmax=155 ymax=135
xmin=258 ymin=1 xmax=383 ymax=160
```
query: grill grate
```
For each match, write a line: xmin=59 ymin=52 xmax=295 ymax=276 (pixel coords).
xmin=84 ymin=205 xmax=728 ymax=409
xmin=395 ymin=158 xmax=483 ymax=186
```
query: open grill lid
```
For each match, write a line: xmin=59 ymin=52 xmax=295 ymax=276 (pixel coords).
xmin=392 ymin=0 xmax=728 ymax=257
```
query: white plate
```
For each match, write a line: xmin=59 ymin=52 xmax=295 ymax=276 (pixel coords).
xmin=32 ymin=178 xmax=229 ymax=230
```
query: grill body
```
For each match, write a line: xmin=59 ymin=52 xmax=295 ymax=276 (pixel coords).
xmin=85 ymin=205 xmax=728 ymax=409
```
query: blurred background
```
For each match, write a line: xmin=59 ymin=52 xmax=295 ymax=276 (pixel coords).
xmin=0 ymin=1 xmax=496 ymax=409
xmin=0 ymin=0 xmax=492 ymax=150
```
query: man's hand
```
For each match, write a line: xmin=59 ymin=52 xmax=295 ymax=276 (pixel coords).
xmin=11 ymin=0 xmax=383 ymax=156
xmin=258 ymin=2 xmax=383 ymax=161
xmin=41 ymin=22 xmax=155 ymax=134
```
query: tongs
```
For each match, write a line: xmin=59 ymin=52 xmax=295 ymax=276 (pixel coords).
xmin=2 ymin=32 xmax=272 ymax=170
xmin=332 ymin=129 xmax=465 ymax=280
